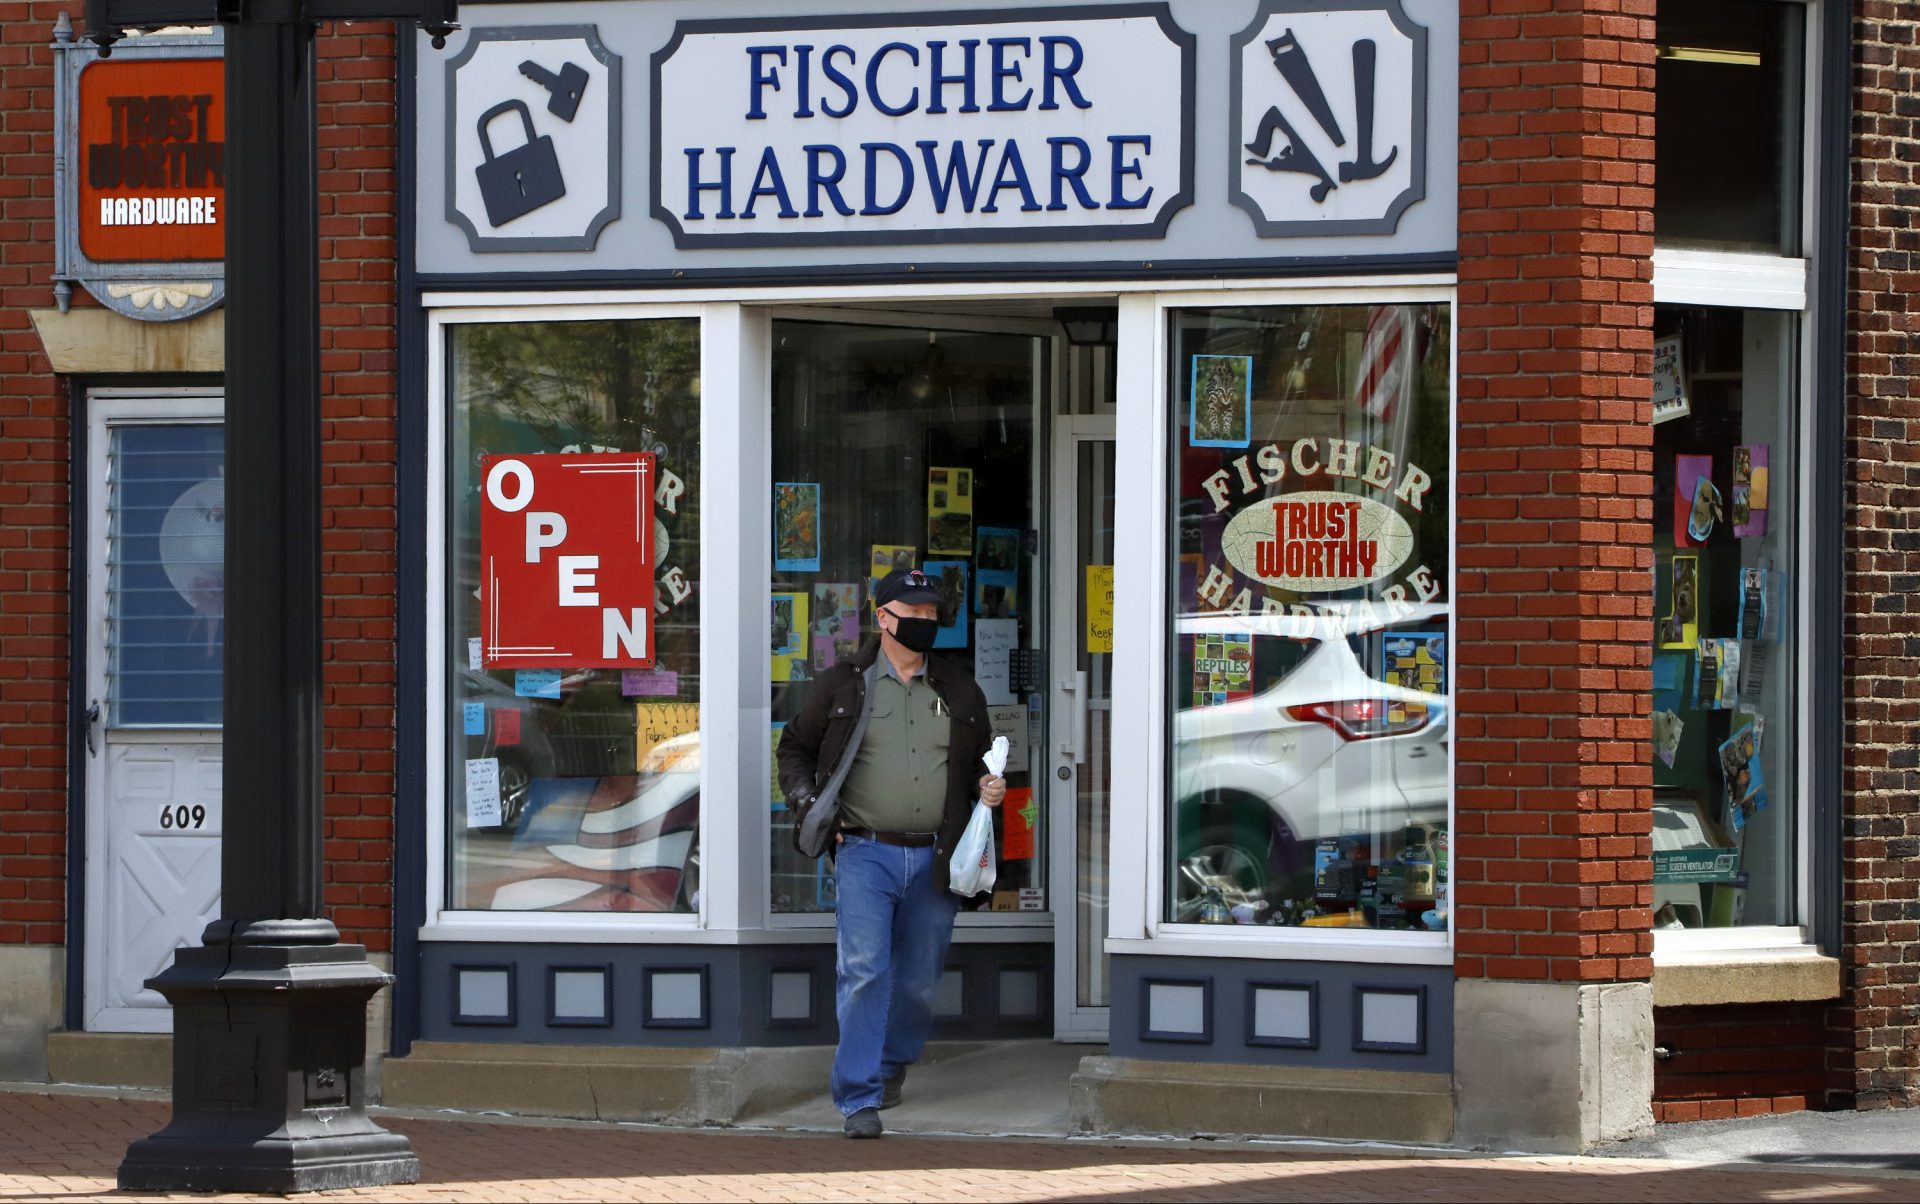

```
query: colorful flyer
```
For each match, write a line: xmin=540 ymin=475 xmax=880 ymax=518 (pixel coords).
xmin=870 ymin=543 xmax=918 ymax=583
xmin=1002 ymin=786 xmax=1037 ymax=861
xmin=635 ymin=702 xmax=701 ymax=772
xmin=1718 ymin=720 xmax=1768 ymax=832
xmin=1381 ymin=631 xmax=1446 ymax=695
xmin=975 ymin=526 xmax=1022 ymax=572
xmin=772 ymin=482 xmax=822 ymax=573
xmin=1652 ymin=335 xmax=1689 ymax=424
xmin=1191 ymin=633 xmax=1255 ymax=705
xmin=1674 ymin=454 xmax=1718 ymax=546
xmin=1085 ymin=565 xmax=1114 ymax=653
xmin=811 ymin=581 xmax=862 ymax=670
xmin=1658 ymin=555 xmax=1700 ymax=650
xmin=1738 ymin=567 xmax=1769 ymax=641
xmin=928 ymin=466 xmax=974 ymax=555
xmin=923 ymin=560 xmax=970 ymax=649
xmin=770 ymin=590 xmax=810 ymax=682
xmin=1697 ymin=638 xmax=1740 ymax=710
xmin=1653 ymin=650 xmax=1691 ymax=713
xmin=1189 ymin=354 xmax=1253 ymax=448
xmin=1652 ymin=709 xmax=1684 ymax=769
xmin=1732 ymin=444 xmax=1769 ymax=538
xmin=513 ymin=668 xmax=562 ymax=699
xmin=971 ymin=526 xmax=1020 ymax=615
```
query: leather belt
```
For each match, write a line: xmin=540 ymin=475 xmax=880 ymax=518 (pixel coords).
xmin=841 ymin=827 xmax=936 ymax=848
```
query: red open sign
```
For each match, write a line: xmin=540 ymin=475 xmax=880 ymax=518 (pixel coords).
xmin=478 ymin=452 xmax=657 ymax=668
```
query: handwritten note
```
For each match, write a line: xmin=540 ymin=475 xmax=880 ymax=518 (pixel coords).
xmin=467 ymin=637 xmax=483 ymax=671
xmin=635 ymin=702 xmax=701 ymax=772
xmin=987 ymin=704 xmax=1030 ymax=774
xmin=975 ymin=618 xmax=1018 ymax=705
xmin=1085 ymin=565 xmax=1114 ymax=653
xmin=514 ymin=668 xmax=562 ymax=699
xmin=621 ymin=668 xmax=680 ymax=698
xmin=462 ymin=701 xmax=485 ymax=736
xmin=494 ymin=707 xmax=522 ymax=746
xmin=464 ymin=757 xmax=502 ymax=828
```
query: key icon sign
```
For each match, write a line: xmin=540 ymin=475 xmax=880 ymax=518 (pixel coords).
xmin=519 ymin=60 xmax=589 ymax=122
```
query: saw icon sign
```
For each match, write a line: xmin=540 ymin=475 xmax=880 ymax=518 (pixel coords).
xmin=1229 ymin=2 xmax=1428 ymax=236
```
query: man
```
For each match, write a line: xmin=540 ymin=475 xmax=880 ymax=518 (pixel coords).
xmin=777 ymin=567 xmax=1007 ymax=1139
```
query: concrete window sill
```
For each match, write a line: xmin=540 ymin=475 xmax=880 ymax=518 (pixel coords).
xmin=1650 ymin=950 xmax=1841 ymax=1007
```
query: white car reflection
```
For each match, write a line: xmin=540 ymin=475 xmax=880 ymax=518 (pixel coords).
xmin=1172 ymin=605 xmax=1447 ymax=917
xmin=470 ymin=729 xmax=702 ymax=914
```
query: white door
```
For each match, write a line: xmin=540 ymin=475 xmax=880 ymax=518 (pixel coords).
xmin=83 ymin=393 xmax=225 ymax=1033
xmin=1050 ymin=415 xmax=1116 ymax=1040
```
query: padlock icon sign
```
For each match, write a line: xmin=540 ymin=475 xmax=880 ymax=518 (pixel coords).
xmin=474 ymin=99 xmax=567 ymax=227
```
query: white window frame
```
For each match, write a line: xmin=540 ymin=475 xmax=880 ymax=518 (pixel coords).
xmin=422 ymin=301 xmax=723 ymax=945
xmin=416 ymin=276 xmax=1457 ymax=956
xmin=1648 ymin=0 xmax=1822 ymax=960
xmin=1107 ymin=281 xmax=1458 ymax=967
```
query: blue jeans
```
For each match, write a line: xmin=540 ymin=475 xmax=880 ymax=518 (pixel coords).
xmin=831 ymin=835 xmax=960 ymax=1115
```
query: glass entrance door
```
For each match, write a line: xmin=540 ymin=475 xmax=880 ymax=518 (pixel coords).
xmin=1051 ymin=416 xmax=1115 ymax=1040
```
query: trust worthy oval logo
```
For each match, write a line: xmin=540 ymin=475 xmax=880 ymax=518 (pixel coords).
xmin=1221 ymin=490 xmax=1413 ymax=593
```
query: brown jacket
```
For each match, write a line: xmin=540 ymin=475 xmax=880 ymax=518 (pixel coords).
xmin=776 ymin=636 xmax=994 ymax=895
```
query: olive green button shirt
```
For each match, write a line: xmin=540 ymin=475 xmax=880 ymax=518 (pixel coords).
xmin=837 ymin=659 xmax=950 ymax=835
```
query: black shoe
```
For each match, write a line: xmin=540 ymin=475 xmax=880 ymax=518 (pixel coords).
xmin=844 ymin=1106 xmax=883 ymax=1138
xmin=880 ymin=1068 xmax=906 ymax=1110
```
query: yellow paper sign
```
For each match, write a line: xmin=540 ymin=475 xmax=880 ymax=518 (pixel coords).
xmin=1085 ymin=564 xmax=1114 ymax=653
xmin=635 ymin=702 xmax=700 ymax=772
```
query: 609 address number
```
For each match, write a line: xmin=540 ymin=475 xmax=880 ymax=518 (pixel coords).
xmin=158 ymin=804 xmax=208 ymax=831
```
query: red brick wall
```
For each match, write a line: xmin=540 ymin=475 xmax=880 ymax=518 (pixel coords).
xmin=0 ymin=3 xmax=77 ymax=950
xmin=0 ymin=10 xmax=401 ymax=955
xmin=315 ymin=22 xmax=400 ymax=952
xmin=1452 ymin=0 xmax=1658 ymax=982
xmin=1652 ymin=1003 xmax=1826 ymax=1122
xmin=1837 ymin=0 xmax=1920 ymax=1112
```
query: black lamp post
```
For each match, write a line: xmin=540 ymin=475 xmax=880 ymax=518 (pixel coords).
xmin=83 ymin=0 xmax=456 ymax=1193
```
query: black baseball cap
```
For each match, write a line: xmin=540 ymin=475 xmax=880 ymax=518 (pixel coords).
xmin=874 ymin=567 xmax=940 ymax=608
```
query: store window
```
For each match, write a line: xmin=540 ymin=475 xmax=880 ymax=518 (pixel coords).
xmin=1655 ymin=0 xmax=1806 ymax=255
xmin=1166 ymin=303 xmax=1452 ymax=932
xmin=768 ymin=320 xmax=1044 ymax=915
xmin=445 ymin=317 xmax=702 ymax=913
xmin=1648 ymin=307 xmax=1798 ymax=928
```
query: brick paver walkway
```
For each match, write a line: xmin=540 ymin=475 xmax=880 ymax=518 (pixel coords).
xmin=1 ymin=1090 xmax=1912 ymax=1202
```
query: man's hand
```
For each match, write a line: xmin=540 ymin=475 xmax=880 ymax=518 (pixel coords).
xmin=978 ymin=774 xmax=1007 ymax=808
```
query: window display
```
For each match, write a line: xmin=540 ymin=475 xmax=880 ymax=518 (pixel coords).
xmin=1648 ymin=306 xmax=1798 ymax=929
xmin=1167 ymin=303 xmax=1452 ymax=931
xmin=769 ymin=320 xmax=1044 ymax=915
xmin=445 ymin=318 xmax=702 ymax=912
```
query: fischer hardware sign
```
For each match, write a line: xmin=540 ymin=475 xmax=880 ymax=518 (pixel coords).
xmin=479 ymin=452 xmax=657 ymax=668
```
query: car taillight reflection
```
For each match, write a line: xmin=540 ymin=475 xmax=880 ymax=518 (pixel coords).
xmin=1285 ymin=698 xmax=1431 ymax=741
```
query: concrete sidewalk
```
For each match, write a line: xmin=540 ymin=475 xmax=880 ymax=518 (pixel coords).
xmin=1597 ymin=1105 xmax=1920 ymax=1174
xmin=4 ymin=1088 xmax=1919 ymax=1203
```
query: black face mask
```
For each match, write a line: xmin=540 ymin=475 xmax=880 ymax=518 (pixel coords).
xmin=886 ymin=615 xmax=939 ymax=653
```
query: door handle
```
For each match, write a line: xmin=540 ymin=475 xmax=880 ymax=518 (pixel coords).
xmin=1058 ymin=670 xmax=1089 ymax=763
xmin=84 ymin=700 xmax=101 ymax=757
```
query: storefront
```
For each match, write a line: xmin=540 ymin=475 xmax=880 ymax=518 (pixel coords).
xmin=5 ymin=0 xmax=1871 ymax=1152
xmin=387 ymin=0 xmax=1477 ymax=1135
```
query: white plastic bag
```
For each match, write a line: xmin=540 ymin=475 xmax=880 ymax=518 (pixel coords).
xmin=949 ymin=802 xmax=997 ymax=897
xmin=949 ymin=736 xmax=1010 ymax=896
